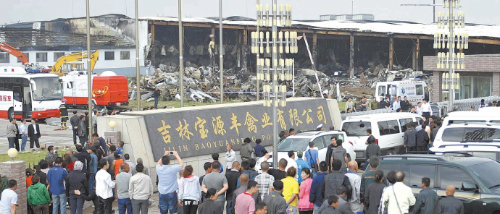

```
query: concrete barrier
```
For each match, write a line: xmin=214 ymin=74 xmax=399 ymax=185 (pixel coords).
xmin=97 ymin=98 xmax=341 ymax=178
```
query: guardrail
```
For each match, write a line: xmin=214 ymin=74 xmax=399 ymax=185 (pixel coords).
xmin=436 ymin=96 xmax=500 ymax=111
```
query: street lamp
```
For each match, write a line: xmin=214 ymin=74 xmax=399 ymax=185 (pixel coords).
xmin=251 ymin=0 xmax=297 ymax=167
xmin=86 ymin=0 xmax=93 ymax=140
xmin=434 ymin=0 xmax=467 ymax=108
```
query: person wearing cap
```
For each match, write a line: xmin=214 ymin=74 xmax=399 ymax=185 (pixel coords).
xmin=198 ymin=188 xmax=223 ymax=214
xmin=66 ymin=161 xmax=88 ymax=214
xmin=316 ymin=124 xmax=324 ymax=131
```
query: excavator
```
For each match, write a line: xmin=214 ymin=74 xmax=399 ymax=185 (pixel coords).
xmin=0 ymin=42 xmax=29 ymax=64
xmin=51 ymin=50 xmax=99 ymax=76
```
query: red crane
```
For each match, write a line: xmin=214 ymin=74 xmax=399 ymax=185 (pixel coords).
xmin=0 ymin=42 xmax=28 ymax=64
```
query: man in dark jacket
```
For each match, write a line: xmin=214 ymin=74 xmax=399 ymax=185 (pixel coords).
xmin=198 ymin=188 xmax=224 ymax=214
xmin=225 ymin=161 xmax=241 ymax=214
xmin=431 ymin=121 xmax=442 ymax=145
xmin=416 ymin=124 xmax=430 ymax=152
xmin=28 ymin=119 xmax=41 ymax=149
xmin=309 ymin=161 xmax=328 ymax=211
xmin=325 ymin=137 xmax=337 ymax=172
xmin=434 ymin=185 xmax=464 ymax=214
xmin=404 ymin=123 xmax=418 ymax=153
xmin=70 ymin=111 xmax=80 ymax=145
xmin=66 ymin=161 xmax=89 ymax=214
xmin=77 ymin=115 xmax=87 ymax=145
xmin=413 ymin=177 xmax=438 ymax=214
xmin=322 ymin=159 xmax=352 ymax=201
xmin=73 ymin=144 xmax=91 ymax=174
xmin=401 ymin=96 xmax=411 ymax=112
xmin=153 ymin=87 xmax=161 ymax=109
xmin=263 ymin=181 xmax=287 ymax=214
xmin=240 ymin=138 xmax=254 ymax=163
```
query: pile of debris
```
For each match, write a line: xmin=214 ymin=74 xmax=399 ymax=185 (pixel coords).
xmin=130 ymin=60 xmax=431 ymax=104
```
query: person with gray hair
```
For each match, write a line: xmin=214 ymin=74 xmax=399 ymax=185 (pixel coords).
xmin=133 ymin=158 xmax=149 ymax=175
xmin=66 ymin=161 xmax=88 ymax=214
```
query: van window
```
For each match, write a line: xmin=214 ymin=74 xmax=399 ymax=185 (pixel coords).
xmin=313 ymin=137 xmax=326 ymax=150
xmin=439 ymin=166 xmax=475 ymax=191
xmin=378 ymin=85 xmax=387 ymax=96
xmin=409 ymin=165 xmax=436 ymax=188
xmin=378 ymin=120 xmax=400 ymax=135
xmin=416 ymin=84 xmax=424 ymax=96
xmin=416 ymin=117 xmax=423 ymax=125
xmin=399 ymin=118 xmax=413 ymax=132
xmin=442 ymin=127 xmax=500 ymax=142
xmin=389 ymin=85 xmax=397 ymax=96
xmin=342 ymin=122 xmax=371 ymax=136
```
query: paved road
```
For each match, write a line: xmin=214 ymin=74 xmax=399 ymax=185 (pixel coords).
xmin=0 ymin=118 xmax=74 ymax=153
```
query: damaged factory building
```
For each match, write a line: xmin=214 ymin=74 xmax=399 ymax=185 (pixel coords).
xmin=143 ymin=16 xmax=500 ymax=102
xmin=3 ymin=14 xmax=500 ymax=102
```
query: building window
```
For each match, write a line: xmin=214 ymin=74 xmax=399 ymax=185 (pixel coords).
xmin=17 ymin=52 xmax=29 ymax=63
xmin=458 ymin=75 xmax=492 ymax=100
xmin=120 ymin=51 xmax=130 ymax=60
xmin=36 ymin=52 xmax=48 ymax=62
xmin=105 ymin=51 xmax=115 ymax=60
xmin=0 ymin=53 xmax=9 ymax=63
xmin=54 ymin=52 xmax=65 ymax=61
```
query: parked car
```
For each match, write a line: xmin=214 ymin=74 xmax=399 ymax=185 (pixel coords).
xmin=431 ymin=124 xmax=500 ymax=162
xmin=377 ymin=154 xmax=500 ymax=213
xmin=260 ymin=131 xmax=356 ymax=170
xmin=341 ymin=112 xmax=423 ymax=163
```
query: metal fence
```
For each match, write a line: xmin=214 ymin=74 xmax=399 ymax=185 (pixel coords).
xmin=436 ymin=96 xmax=500 ymax=111
xmin=341 ymin=108 xmax=393 ymax=120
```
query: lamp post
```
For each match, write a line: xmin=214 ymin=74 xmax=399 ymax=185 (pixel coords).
xmin=86 ymin=0 xmax=93 ymax=140
xmin=135 ymin=0 xmax=141 ymax=110
xmin=219 ymin=0 xmax=224 ymax=104
xmin=179 ymin=0 xmax=184 ymax=107
xmin=434 ymin=0 xmax=467 ymax=109
xmin=251 ymin=0 xmax=297 ymax=167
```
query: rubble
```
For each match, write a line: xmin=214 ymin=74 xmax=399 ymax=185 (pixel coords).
xmin=130 ymin=59 xmax=430 ymax=104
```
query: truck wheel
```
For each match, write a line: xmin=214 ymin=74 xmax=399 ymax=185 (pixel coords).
xmin=8 ymin=108 xmax=14 ymax=121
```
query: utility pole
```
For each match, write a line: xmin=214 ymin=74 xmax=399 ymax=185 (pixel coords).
xmin=85 ymin=0 xmax=93 ymax=140
xmin=401 ymin=1 xmax=440 ymax=23
xmin=256 ymin=0 xmax=260 ymax=101
xmin=219 ymin=0 xmax=224 ymax=104
xmin=135 ymin=0 xmax=141 ymax=110
xmin=179 ymin=0 xmax=184 ymax=107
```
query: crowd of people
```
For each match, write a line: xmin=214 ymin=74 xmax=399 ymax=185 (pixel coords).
xmin=2 ymin=107 xmax=467 ymax=214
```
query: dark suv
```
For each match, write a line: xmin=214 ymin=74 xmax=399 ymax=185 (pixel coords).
xmin=378 ymin=154 xmax=500 ymax=214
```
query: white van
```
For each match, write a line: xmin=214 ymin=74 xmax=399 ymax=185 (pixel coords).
xmin=375 ymin=80 xmax=427 ymax=104
xmin=341 ymin=112 xmax=423 ymax=163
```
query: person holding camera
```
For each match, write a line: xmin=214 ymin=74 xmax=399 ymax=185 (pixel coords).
xmin=157 ymin=150 xmax=184 ymax=214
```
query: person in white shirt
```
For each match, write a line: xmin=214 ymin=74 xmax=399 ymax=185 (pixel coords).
xmin=345 ymin=161 xmax=362 ymax=213
xmin=19 ymin=119 xmax=28 ymax=152
xmin=95 ymin=159 xmax=116 ymax=214
xmin=225 ymin=144 xmax=236 ymax=170
xmin=381 ymin=171 xmax=415 ymax=214
xmin=421 ymin=99 xmax=433 ymax=120
xmin=0 ymin=180 xmax=18 ymax=214
xmin=129 ymin=163 xmax=154 ymax=214
xmin=285 ymin=151 xmax=298 ymax=174
xmin=416 ymin=102 xmax=423 ymax=116
xmin=392 ymin=96 xmax=401 ymax=112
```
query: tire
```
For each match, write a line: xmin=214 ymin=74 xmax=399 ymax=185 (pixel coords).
xmin=8 ymin=108 xmax=14 ymax=121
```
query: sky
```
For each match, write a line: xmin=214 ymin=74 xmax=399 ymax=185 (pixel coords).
xmin=1 ymin=0 xmax=500 ymax=26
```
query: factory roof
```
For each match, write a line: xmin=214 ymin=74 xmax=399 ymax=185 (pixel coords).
xmin=142 ymin=16 xmax=500 ymax=40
